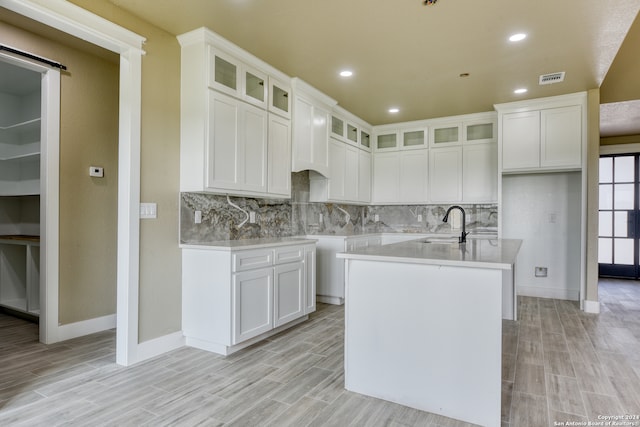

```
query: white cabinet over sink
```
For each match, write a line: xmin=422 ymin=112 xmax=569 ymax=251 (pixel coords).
xmin=178 ymin=27 xmax=293 ymax=198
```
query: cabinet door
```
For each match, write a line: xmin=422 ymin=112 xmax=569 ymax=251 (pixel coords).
xmin=207 ymin=46 xmax=240 ymax=97
xmin=372 ymin=152 xmax=400 ymax=203
xmin=240 ymin=102 xmax=268 ymax=193
xmin=304 ymin=246 xmax=316 ymax=314
xmin=429 ymin=147 xmax=462 ymax=203
xmin=268 ymin=114 xmax=291 ymax=197
xmin=344 ymin=145 xmax=359 ymax=201
xmin=375 ymin=131 xmax=398 ymax=151
xmin=399 ymin=150 xmax=428 ymax=203
xmin=327 ymin=139 xmax=346 ymax=200
xmin=502 ymin=111 xmax=540 ymax=170
xmin=358 ymin=150 xmax=372 ymax=203
xmin=232 ymin=268 xmax=273 ymax=344
xmin=402 ymin=128 xmax=427 ymax=149
xmin=430 ymin=123 xmax=461 ymax=147
xmin=331 ymin=115 xmax=345 ymax=141
xmin=242 ymin=65 xmax=267 ymax=108
xmin=312 ymin=105 xmax=330 ymax=176
xmin=540 ymin=105 xmax=582 ymax=169
xmin=274 ymin=262 xmax=304 ymax=327
xmin=292 ymin=96 xmax=313 ymax=172
xmin=269 ymin=78 xmax=291 ymax=119
xmin=463 ymin=143 xmax=497 ymax=203
xmin=207 ymin=91 xmax=240 ymax=189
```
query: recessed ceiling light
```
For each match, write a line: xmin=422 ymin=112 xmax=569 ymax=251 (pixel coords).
xmin=388 ymin=108 xmax=400 ymax=113
xmin=339 ymin=70 xmax=353 ymax=77
xmin=514 ymin=88 xmax=528 ymax=94
xmin=509 ymin=33 xmax=527 ymax=42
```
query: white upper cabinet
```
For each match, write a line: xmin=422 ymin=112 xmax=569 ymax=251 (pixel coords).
xmin=331 ymin=114 xmax=345 ymax=141
xmin=464 ymin=119 xmax=496 ymax=145
xmin=374 ymin=129 xmax=399 ymax=151
xmin=402 ymin=128 xmax=427 ymax=150
xmin=429 ymin=147 xmax=462 ymax=203
xmin=372 ymin=152 xmax=400 ymax=204
xmin=358 ymin=150 xmax=372 ymax=203
xmin=267 ymin=114 xmax=292 ymax=197
xmin=291 ymin=78 xmax=336 ymax=177
xmin=178 ymin=28 xmax=294 ymax=198
xmin=207 ymin=91 xmax=268 ymax=193
xmin=430 ymin=122 xmax=462 ymax=147
xmin=400 ymin=150 xmax=429 ymax=203
xmin=360 ymin=129 xmax=371 ymax=151
xmin=269 ymin=78 xmax=291 ymax=119
xmin=463 ymin=143 xmax=497 ymax=203
xmin=496 ymin=92 xmax=586 ymax=173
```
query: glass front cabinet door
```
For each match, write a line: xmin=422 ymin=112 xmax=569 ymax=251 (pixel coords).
xmin=269 ymin=78 xmax=291 ymax=119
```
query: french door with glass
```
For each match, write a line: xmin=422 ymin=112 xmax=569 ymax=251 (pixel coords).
xmin=598 ymin=154 xmax=639 ymax=278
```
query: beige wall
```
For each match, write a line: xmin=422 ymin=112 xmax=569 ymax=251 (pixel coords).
xmin=0 ymin=17 xmax=119 ymax=323
xmin=67 ymin=0 xmax=182 ymax=341
xmin=586 ymin=89 xmax=600 ymax=303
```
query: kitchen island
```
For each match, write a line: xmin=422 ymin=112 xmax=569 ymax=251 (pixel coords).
xmin=337 ymin=237 xmax=521 ymax=427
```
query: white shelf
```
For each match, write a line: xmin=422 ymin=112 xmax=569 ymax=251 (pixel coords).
xmin=0 ymin=298 xmax=27 ymax=312
xmin=0 ymin=117 xmax=41 ymax=131
xmin=0 ymin=152 xmax=40 ymax=162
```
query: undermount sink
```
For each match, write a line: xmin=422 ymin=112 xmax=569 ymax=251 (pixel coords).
xmin=421 ymin=237 xmax=459 ymax=244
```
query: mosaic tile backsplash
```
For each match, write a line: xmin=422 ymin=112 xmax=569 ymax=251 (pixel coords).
xmin=180 ymin=172 xmax=498 ymax=243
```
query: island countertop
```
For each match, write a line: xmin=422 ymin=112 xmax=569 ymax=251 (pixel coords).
xmin=180 ymin=236 xmax=317 ymax=251
xmin=337 ymin=237 xmax=521 ymax=270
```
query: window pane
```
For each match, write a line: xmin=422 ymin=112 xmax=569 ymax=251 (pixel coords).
xmin=598 ymin=238 xmax=612 ymax=264
xmin=599 ymin=184 xmax=613 ymax=210
xmin=614 ymin=156 xmax=635 ymax=183
xmin=614 ymin=238 xmax=634 ymax=265
xmin=599 ymin=157 xmax=613 ymax=183
xmin=377 ymin=133 xmax=396 ymax=149
xmin=599 ymin=211 xmax=612 ymax=236
xmin=614 ymin=211 xmax=628 ymax=237
xmin=614 ymin=184 xmax=634 ymax=209
xmin=404 ymin=130 xmax=424 ymax=147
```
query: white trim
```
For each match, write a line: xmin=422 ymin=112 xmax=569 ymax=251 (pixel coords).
xmin=517 ymin=285 xmax=580 ymax=301
xmin=40 ymin=67 xmax=60 ymax=344
xmin=57 ymin=314 xmax=117 ymax=341
xmin=600 ymin=143 xmax=640 ymax=155
xmin=2 ymin=0 xmax=146 ymax=366
xmin=136 ymin=331 xmax=185 ymax=361
xmin=583 ymin=299 xmax=600 ymax=314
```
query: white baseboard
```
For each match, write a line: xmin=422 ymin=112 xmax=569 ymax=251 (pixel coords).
xmin=517 ymin=285 xmax=580 ymax=301
xmin=582 ymin=299 xmax=600 ymax=314
xmin=136 ymin=331 xmax=185 ymax=363
xmin=317 ymin=295 xmax=344 ymax=305
xmin=57 ymin=313 xmax=117 ymax=341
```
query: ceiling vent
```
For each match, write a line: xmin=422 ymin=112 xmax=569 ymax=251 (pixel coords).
xmin=539 ymin=72 xmax=565 ymax=85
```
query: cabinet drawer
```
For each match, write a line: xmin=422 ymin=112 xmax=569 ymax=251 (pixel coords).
xmin=274 ymin=246 xmax=304 ymax=264
xmin=233 ymin=249 xmax=273 ymax=272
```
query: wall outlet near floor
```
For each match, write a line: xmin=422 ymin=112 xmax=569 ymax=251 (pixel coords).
xmin=249 ymin=211 xmax=256 ymax=223
xmin=535 ymin=267 xmax=548 ymax=277
xmin=194 ymin=210 xmax=202 ymax=224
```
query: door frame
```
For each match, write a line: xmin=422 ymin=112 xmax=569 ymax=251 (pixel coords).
xmin=1 ymin=0 xmax=145 ymax=366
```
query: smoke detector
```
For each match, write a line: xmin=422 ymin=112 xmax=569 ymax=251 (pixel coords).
xmin=539 ymin=72 xmax=565 ymax=85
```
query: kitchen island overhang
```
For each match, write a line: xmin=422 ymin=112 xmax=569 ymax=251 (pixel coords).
xmin=337 ymin=238 xmax=521 ymax=427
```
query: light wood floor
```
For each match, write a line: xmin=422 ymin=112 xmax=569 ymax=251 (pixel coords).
xmin=1 ymin=279 xmax=639 ymax=427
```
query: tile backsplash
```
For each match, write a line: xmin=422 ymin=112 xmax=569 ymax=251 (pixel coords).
xmin=180 ymin=171 xmax=497 ymax=244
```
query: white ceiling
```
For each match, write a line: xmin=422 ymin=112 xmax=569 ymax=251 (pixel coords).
xmin=107 ymin=0 xmax=640 ymax=129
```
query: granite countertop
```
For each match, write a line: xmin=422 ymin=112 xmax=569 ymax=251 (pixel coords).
xmin=337 ymin=237 xmax=521 ymax=270
xmin=180 ymin=236 xmax=317 ymax=251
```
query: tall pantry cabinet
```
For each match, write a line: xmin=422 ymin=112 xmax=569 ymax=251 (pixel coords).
xmin=0 ymin=60 xmax=42 ymax=318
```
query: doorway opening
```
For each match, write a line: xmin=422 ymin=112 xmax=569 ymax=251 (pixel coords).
xmin=598 ymin=153 xmax=639 ymax=278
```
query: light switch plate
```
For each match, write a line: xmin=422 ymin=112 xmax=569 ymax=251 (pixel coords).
xmin=140 ymin=203 xmax=157 ymax=219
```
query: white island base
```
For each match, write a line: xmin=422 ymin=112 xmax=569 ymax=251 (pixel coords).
xmin=343 ymin=259 xmax=504 ymax=427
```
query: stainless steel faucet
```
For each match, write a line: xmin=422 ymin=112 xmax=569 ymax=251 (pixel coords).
xmin=442 ymin=205 xmax=468 ymax=244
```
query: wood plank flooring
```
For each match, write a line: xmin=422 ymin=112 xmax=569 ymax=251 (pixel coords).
xmin=1 ymin=278 xmax=639 ymax=426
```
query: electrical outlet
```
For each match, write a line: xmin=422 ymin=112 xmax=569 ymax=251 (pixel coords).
xmin=194 ymin=210 xmax=202 ymax=224
xmin=319 ymin=213 xmax=323 ymax=223
xmin=535 ymin=267 xmax=548 ymax=277
xmin=417 ymin=214 xmax=423 ymax=222
xmin=374 ymin=214 xmax=379 ymax=222
xmin=249 ymin=211 xmax=256 ymax=223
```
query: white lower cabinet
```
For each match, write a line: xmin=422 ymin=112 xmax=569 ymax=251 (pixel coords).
xmin=315 ymin=235 xmax=382 ymax=304
xmin=182 ymin=241 xmax=316 ymax=355
xmin=274 ymin=262 xmax=304 ymax=327
xmin=232 ymin=268 xmax=273 ymax=344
